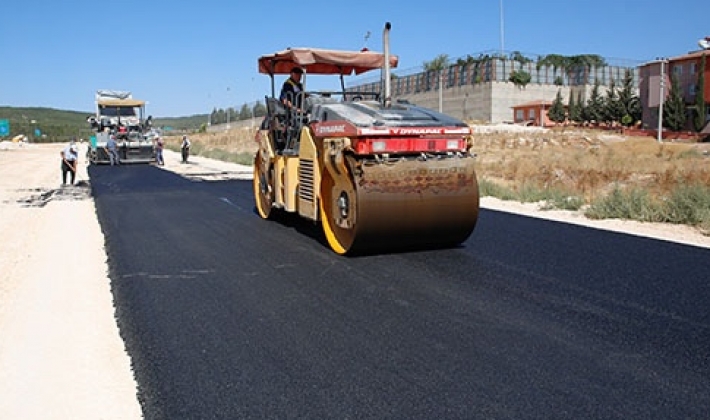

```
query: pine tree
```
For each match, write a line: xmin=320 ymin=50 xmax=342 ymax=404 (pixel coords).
xmin=604 ymin=80 xmax=625 ymax=124
xmin=618 ymin=69 xmax=641 ymax=126
xmin=239 ymin=104 xmax=251 ymax=120
xmin=567 ymin=92 xmax=578 ymax=124
xmin=585 ymin=81 xmax=605 ymax=124
xmin=548 ymin=90 xmax=566 ymax=123
xmin=663 ymin=74 xmax=688 ymax=132
xmin=253 ymin=102 xmax=267 ymax=118
xmin=572 ymin=91 xmax=585 ymax=124
xmin=694 ymin=54 xmax=707 ymax=132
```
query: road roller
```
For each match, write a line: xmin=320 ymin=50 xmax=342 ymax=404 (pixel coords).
xmin=253 ymin=23 xmax=479 ymax=254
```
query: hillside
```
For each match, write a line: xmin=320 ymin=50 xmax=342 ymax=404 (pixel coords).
xmin=0 ymin=106 xmax=207 ymax=142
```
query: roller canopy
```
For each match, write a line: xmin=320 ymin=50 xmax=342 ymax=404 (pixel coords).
xmin=258 ymin=48 xmax=398 ymax=75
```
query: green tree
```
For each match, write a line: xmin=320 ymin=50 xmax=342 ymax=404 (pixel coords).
xmin=537 ymin=54 xmax=607 ymax=85
xmin=212 ymin=108 xmax=226 ymax=125
xmin=548 ymin=90 xmax=566 ymax=123
xmin=585 ymin=81 xmax=605 ymax=123
xmin=573 ymin=91 xmax=585 ymax=124
xmin=239 ymin=103 xmax=251 ymax=120
xmin=618 ymin=68 xmax=641 ymax=126
xmin=509 ymin=70 xmax=531 ymax=88
xmin=509 ymin=51 xmax=533 ymax=69
xmin=568 ymin=91 xmax=581 ymax=123
xmin=694 ymin=54 xmax=707 ymax=132
xmin=455 ymin=54 xmax=477 ymax=67
xmin=604 ymin=80 xmax=625 ymax=124
xmin=423 ymin=54 xmax=449 ymax=91
xmin=663 ymin=74 xmax=688 ymax=131
xmin=253 ymin=102 xmax=267 ymax=118
xmin=423 ymin=54 xmax=449 ymax=72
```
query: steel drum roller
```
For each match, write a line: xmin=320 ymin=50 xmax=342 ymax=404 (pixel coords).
xmin=321 ymin=157 xmax=479 ymax=254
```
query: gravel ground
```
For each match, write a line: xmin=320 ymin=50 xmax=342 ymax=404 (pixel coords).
xmin=0 ymin=142 xmax=141 ymax=419
xmin=0 ymin=141 xmax=706 ymax=419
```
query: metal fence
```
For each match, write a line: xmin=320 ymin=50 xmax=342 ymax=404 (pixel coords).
xmin=347 ymin=51 xmax=642 ymax=97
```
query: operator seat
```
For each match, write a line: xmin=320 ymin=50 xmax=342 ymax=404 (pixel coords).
xmin=265 ymin=96 xmax=287 ymax=150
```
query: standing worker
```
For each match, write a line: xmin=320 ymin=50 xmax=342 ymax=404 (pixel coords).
xmin=60 ymin=139 xmax=79 ymax=185
xmin=154 ymin=135 xmax=165 ymax=166
xmin=106 ymin=134 xmax=120 ymax=166
xmin=180 ymin=135 xmax=190 ymax=164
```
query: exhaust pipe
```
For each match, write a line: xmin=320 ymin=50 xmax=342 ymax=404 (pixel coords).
xmin=382 ymin=22 xmax=392 ymax=108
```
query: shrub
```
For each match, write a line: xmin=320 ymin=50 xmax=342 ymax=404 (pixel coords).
xmin=661 ymin=184 xmax=710 ymax=225
xmin=509 ymin=70 xmax=532 ymax=88
xmin=478 ymin=178 xmax=517 ymax=200
xmin=585 ymin=187 xmax=663 ymax=221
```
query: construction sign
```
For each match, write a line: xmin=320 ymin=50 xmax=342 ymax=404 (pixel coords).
xmin=0 ymin=119 xmax=9 ymax=137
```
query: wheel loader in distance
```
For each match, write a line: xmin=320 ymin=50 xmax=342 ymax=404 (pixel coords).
xmin=253 ymin=23 xmax=479 ymax=255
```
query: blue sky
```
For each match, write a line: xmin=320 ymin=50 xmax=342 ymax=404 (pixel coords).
xmin=1 ymin=0 xmax=707 ymax=117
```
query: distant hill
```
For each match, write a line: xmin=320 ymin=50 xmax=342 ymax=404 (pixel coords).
xmin=153 ymin=114 xmax=210 ymax=132
xmin=0 ymin=106 xmax=208 ymax=142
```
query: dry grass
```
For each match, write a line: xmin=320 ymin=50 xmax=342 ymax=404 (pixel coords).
xmin=164 ymin=127 xmax=259 ymax=165
xmin=474 ymin=127 xmax=710 ymax=233
xmin=475 ymin=128 xmax=710 ymax=200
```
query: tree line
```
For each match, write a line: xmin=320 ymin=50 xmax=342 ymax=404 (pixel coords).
xmin=546 ymin=69 xmax=641 ymax=127
xmin=424 ymin=52 xmax=610 ymax=88
xmin=208 ymin=102 xmax=267 ymax=126
xmin=547 ymin=54 xmax=707 ymax=132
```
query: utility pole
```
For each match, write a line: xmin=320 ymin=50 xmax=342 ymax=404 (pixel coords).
xmin=439 ymin=70 xmax=443 ymax=112
xmin=226 ymin=87 xmax=231 ymax=129
xmin=657 ymin=58 xmax=666 ymax=142
xmin=499 ymin=0 xmax=505 ymax=56
xmin=207 ymin=93 xmax=212 ymax=127
xmin=250 ymin=78 xmax=255 ymax=128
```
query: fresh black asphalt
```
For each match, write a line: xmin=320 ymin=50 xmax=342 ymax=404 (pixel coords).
xmin=89 ymin=164 xmax=710 ymax=420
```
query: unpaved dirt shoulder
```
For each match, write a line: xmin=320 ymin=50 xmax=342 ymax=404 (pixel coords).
xmin=480 ymin=197 xmax=710 ymax=249
xmin=0 ymin=142 xmax=141 ymax=420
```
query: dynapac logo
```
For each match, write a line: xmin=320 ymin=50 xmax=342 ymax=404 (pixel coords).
xmin=316 ymin=125 xmax=347 ymax=134
xmin=391 ymin=128 xmax=445 ymax=135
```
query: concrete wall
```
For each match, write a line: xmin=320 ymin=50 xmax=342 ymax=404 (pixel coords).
xmin=397 ymin=82 xmax=581 ymax=123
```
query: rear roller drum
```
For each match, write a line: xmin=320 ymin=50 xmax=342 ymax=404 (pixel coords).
xmin=253 ymin=157 xmax=274 ymax=219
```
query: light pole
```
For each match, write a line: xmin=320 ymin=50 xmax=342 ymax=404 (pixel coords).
xmin=438 ymin=70 xmax=443 ymax=112
xmin=250 ymin=77 xmax=255 ymax=128
xmin=499 ymin=0 xmax=505 ymax=56
xmin=226 ymin=87 xmax=231 ymax=129
xmin=207 ymin=93 xmax=212 ymax=126
xmin=656 ymin=57 xmax=667 ymax=142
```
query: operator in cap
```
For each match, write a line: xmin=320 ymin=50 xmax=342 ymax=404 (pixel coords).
xmin=279 ymin=66 xmax=305 ymax=111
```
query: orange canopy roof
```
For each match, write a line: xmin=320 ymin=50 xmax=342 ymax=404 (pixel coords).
xmin=258 ymin=48 xmax=398 ymax=76
xmin=97 ymin=98 xmax=145 ymax=107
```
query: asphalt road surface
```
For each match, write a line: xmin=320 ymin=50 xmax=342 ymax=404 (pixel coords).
xmin=89 ymin=164 xmax=710 ymax=420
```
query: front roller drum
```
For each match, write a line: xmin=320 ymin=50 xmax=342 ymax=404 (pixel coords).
xmin=320 ymin=157 xmax=479 ymax=254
